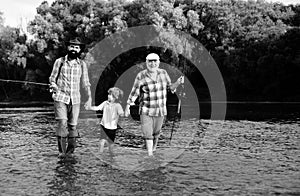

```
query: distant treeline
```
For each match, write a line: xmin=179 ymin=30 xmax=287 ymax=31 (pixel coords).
xmin=0 ymin=0 xmax=299 ymax=102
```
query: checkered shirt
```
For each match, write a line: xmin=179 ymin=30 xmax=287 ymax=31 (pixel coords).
xmin=127 ymin=68 xmax=171 ymax=116
xmin=49 ymin=56 xmax=91 ymax=105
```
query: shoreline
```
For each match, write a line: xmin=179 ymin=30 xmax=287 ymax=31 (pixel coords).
xmin=1 ymin=101 xmax=300 ymax=108
xmin=0 ymin=101 xmax=53 ymax=108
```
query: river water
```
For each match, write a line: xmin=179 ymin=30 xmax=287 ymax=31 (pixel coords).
xmin=0 ymin=107 xmax=299 ymax=196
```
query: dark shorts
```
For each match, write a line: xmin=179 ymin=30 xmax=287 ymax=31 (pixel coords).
xmin=100 ymin=124 xmax=117 ymax=143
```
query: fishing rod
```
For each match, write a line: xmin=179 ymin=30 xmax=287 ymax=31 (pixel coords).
xmin=0 ymin=79 xmax=50 ymax=86
xmin=169 ymin=76 xmax=185 ymax=145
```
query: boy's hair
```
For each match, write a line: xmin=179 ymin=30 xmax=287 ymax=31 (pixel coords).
xmin=108 ymin=87 xmax=123 ymax=100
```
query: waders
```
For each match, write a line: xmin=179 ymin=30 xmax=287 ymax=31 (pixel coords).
xmin=57 ymin=136 xmax=67 ymax=154
xmin=66 ymin=137 xmax=77 ymax=154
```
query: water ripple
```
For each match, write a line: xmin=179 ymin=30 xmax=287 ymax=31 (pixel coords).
xmin=0 ymin=112 xmax=299 ymax=195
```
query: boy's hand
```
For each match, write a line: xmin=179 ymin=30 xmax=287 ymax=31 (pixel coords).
xmin=84 ymin=103 xmax=92 ymax=110
xmin=84 ymin=98 xmax=92 ymax=109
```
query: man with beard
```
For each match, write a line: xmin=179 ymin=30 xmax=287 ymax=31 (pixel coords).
xmin=125 ymin=53 xmax=184 ymax=156
xmin=49 ymin=37 xmax=92 ymax=158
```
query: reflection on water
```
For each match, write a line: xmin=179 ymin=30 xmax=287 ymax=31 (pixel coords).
xmin=0 ymin=109 xmax=299 ymax=195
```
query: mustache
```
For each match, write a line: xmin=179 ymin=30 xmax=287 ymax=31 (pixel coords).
xmin=68 ymin=50 xmax=80 ymax=59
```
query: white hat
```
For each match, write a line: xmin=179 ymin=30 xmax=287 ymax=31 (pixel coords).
xmin=146 ymin=53 xmax=160 ymax=60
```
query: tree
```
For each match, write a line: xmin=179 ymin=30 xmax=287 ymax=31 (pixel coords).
xmin=1 ymin=0 xmax=299 ymax=101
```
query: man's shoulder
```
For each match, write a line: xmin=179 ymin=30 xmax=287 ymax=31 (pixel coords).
xmin=157 ymin=68 xmax=167 ymax=74
xmin=137 ymin=69 xmax=148 ymax=77
xmin=57 ymin=56 xmax=85 ymax=65
xmin=77 ymin=58 xmax=86 ymax=64
xmin=157 ymin=68 xmax=166 ymax=72
xmin=139 ymin=68 xmax=166 ymax=74
xmin=55 ymin=56 xmax=64 ymax=62
xmin=140 ymin=69 xmax=147 ymax=74
xmin=138 ymin=68 xmax=168 ymax=77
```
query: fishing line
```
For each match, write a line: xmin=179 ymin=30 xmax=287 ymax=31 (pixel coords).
xmin=0 ymin=78 xmax=50 ymax=86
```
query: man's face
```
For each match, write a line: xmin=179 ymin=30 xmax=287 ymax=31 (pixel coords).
xmin=146 ymin=59 xmax=159 ymax=73
xmin=67 ymin=44 xmax=81 ymax=59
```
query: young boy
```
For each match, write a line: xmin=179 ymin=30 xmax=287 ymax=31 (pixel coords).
xmin=86 ymin=87 xmax=124 ymax=153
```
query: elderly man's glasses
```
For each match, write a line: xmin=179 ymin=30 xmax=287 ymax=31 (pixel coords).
xmin=147 ymin=59 xmax=158 ymax=62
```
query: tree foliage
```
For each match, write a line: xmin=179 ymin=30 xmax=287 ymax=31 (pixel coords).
xmin=0 ymin=0 xmax=299 ymax=101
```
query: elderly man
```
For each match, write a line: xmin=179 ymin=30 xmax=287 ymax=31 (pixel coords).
xmin=125 ymin=53 xmax=183 ymax=156
xmin=49 ymin=37 xmax=92 ymax=157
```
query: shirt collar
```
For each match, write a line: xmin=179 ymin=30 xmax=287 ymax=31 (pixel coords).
xmin=145 ymin=68 xmax=163 ymax=75
xmin=65 ymin=55 xmax=80 ymax=64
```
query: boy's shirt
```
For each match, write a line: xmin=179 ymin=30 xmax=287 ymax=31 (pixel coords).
xmin=98 ymin=101 xmax=124 ymax=129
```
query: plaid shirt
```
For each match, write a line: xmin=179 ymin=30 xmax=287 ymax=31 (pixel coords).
xmin=49 ymin=56 xmax=91 ymax=105
xmin=127 ymin=68 xmax=171 ymax=116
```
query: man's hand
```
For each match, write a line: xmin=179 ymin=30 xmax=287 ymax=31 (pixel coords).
xmin=124 ymin=104 xmax=131 ymax=117
xmin=170 ymin=76 xmax=184 ymax=93
xmin=177 ymin=76 xmax=184 ymax=85
xmin=49 ymin=82 xmax=58 ymax=93
xmin=83 ymin=86 xmax=92 ymax=109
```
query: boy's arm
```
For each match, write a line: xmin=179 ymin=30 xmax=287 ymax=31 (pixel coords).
xmin=88 ymin=106 xmax=100 ymax=111
xmin=117 ymin=103 xmax=125 ymax=117
xmin=86 ymin=101 xmax=106 ymax=111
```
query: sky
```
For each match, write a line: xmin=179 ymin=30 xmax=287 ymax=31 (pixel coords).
xmin=1 ymin=0 xmax=55 ymax=28
xmin=0 ymin=0 xmax=299 ymax=28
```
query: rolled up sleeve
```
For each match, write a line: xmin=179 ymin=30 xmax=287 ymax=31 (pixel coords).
xmin=127 ymin=73 xmax=141 ymax=105
xmin=81 ymin=61 xmax=91 ymax=88
xmin=49 ymin=58 xmax=61 ymax=84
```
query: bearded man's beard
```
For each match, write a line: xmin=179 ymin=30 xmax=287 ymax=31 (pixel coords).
xmin=67 ymin=50 xmax=80 ymax=59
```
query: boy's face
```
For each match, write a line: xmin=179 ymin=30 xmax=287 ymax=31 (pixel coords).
xmin=108 ymin=93 xmax=116 ymax=102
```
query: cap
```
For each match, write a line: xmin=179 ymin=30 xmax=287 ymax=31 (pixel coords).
xmin=146 ymin=53 xmax=160 ymax=60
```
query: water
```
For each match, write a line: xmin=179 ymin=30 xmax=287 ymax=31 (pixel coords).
xmin=0 ymin=108 xmax=299 ymax=196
